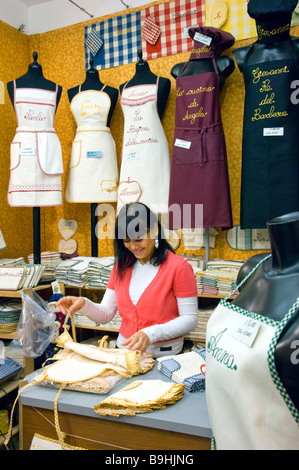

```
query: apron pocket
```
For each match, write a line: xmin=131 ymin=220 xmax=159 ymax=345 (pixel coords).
xmin=38 ymin=133 xmax=64 ymax=175
xmin=173 ymin=133 xmax=201 ymax=165
xmin=69 ymin=140 xmax=82 ymax=169
xmin=10 ymin=142 xmax=21 ymax=170
xmin=173 ymin=129 xmax=226 ymax=165
xmin=205 ymin=132 xmax=225 ymax=161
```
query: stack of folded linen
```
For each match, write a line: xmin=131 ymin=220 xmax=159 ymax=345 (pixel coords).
xmin=195 ymin=259 xmax=243 ymax=297
xmin=184 ymin=306 xmax=215 ymax=343
xmin=56 ymin=257 xmax=116 ymax=288
xmin=86 ymin=257 xmax=116 ymax=289
xmin=156 ymin=349 xmax=206 ymax=392
xmin=0 ymin=263 xmax=45 ymax=290
xmin=207 ymin=259 xmax=244 ymax=271
xmin=0 ymin=300 xmax=22 ymax=334
xmin=74 ymin=310 xmax=121 ymax=330
xmin=0 ymin=257 xmax=26 ymax=266
xmin=28 ymin=251 xmax=62 ymax=282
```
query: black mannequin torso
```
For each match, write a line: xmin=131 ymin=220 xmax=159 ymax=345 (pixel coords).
xmin=119 ymin=50 xmax=171 ymax=119
xmin=233 ymin=35 xmax=299 ymax=72
xmin=234 ymin=212 xmax=299 ymax=411
xmin=67 ymin=60 xmax=118 ymax=127
xmin=171 ymin=55 xmax=235 ymax=92
xmin=7 ymin=52 xmax=62 ymax=109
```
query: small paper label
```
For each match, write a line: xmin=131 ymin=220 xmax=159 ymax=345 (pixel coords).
xmin=175 ymin=138 xmax=192 ymax=149
xmin=87 ymin=151 xmax=102 ymax=158
xmin=263 ymin=127 xmax=284 ymax=136
xmin=20 ymin=147 xmax=36 ymax=156
xmin=194 ymin=32 xmax=212 ymax=45
xmin=51 ymin=280 xmax=62 ymax=295
xmin=229 ymin=316 xmax=260 ymax=347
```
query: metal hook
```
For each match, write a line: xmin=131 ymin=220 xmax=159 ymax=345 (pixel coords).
xmin=120 ymin=0 xmax=130 ymax=8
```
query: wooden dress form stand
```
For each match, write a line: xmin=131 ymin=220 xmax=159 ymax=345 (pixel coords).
xmin=33 ymin=208 xmax=41 ymax=264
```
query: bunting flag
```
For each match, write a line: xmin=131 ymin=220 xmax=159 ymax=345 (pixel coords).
xmin=84 ymin=11 xmax=141 ymax=70
xmin=140 ymin=0 xmax=205 ymax=60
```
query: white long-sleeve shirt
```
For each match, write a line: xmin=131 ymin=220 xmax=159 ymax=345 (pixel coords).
xmin=79 ymin=260 xmax=198 ymax=357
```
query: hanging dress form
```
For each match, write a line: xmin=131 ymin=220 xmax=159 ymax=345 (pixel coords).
xmin=205 ymin=255 xmax=299 ymax=450
xmin=66 ymin=86 xmax=118 ymax=203
xmin=239 ymin=40 xmax=299 ymax=229
xmin=117 ymin=79 xmax=170 ymax=214
xmin=8 ymin=81 xmax=63 ymax=207
xmin=168 ymin=41 xmax=232 ymax=230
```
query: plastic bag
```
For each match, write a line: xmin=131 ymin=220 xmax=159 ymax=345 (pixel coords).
xmin=7 ymin=290 xmax=56 ymax=358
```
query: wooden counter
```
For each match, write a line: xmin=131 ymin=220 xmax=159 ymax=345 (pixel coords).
xmin=19 ymin=363 xmax=212 ymax=450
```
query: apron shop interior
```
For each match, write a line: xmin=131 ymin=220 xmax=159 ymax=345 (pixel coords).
xmin=0 ymin=0 xmax=298 ymax=452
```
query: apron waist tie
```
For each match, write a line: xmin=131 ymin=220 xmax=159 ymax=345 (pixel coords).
xmin=16 ymin=126 xmax=56 ymax=133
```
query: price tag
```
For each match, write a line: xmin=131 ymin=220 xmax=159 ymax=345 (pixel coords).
xmin=194 ymin=32 xmax=212 ymax=45
xmin=175 ymin=138 xmax=191 ymax=149
xmin=87 ymin=151 xmax=102 ymax=158
xmin=229 ymin=316 xmax=260 ymax=347
xmin=263 ymin=127 xmax=284 ymax=136
xmin=20 ymin=147 xmax=36 ymax=156
xmin=125 ymin=151 xmax=140 ymax=161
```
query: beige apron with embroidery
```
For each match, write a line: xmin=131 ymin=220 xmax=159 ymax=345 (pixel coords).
xmin=118 ymin=80 xmax=170 ymax=213
xmin=8 ymin=82 xmax=63 ymax=207
xmin=66 ymin=88 xmax=118 ymax=203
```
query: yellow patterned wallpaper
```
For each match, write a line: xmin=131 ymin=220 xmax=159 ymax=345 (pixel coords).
xmin=0 ymin=20 xmax=33 ymax=258
xmin=0 ymin=3 xmax=298 ymax=264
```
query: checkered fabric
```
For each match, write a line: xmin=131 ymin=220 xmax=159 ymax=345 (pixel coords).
xmin=210 ymin=0 xmax=228 ymax=28
xmin=205 ymin=0 xmax=256 ymax=40
xmin=85 ymin=29 xmax=104 ymax=56
xmin=141 ymin=0 xmax=205 ymax=60
xmin=143 ymin=16 xmax=161 ymax=44
xmin=84 ymin=11 xmax=141 ymax=70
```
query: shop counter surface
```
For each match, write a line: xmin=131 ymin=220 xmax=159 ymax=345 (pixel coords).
xmin=19 ymin=363 xmax=212 ymax=450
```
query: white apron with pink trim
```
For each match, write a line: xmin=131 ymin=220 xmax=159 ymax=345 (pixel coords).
xmin=118 ymin=80 xmax=170 ymax=213
xmin=8 ymin=82 xmax=63 ymax=207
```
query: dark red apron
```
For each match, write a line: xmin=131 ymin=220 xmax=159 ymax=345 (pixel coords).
xmin=168 ymin=53 xmax=233 ymax=230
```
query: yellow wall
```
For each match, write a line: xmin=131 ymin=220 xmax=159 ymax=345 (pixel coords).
xmin=0 ymin=4 xmax=298 ymax=263
xmin=0 ymin=20 xmax=33 ymax=258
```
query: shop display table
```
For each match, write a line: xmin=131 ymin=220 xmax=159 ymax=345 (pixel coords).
xmin=19 ymin=363 xmax=212 ymax=450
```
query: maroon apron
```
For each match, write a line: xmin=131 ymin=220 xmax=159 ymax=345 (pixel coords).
xmin=168 ymin=53 xmax=233 ymax=230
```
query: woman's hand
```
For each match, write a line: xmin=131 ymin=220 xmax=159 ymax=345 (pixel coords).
xmin=122 ymin=331 xmax=150 ymax=353
xmin=56 ymin=296 xmax=85 ymax=315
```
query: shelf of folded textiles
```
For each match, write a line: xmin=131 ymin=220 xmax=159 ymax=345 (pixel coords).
xmin=73 ymin=312 xmax=121 ymax=333
xmin=0 ymin=284 xmax=52 ymax=298
xmin=58 ymin=283 xmax=106 ymax=292
xmin=197 ymin=293 xmax=238 ymax=299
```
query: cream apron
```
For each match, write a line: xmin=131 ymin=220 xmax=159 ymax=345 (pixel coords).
xmin=66 ymin=87 xmax=118 ymax=203
xmin=118 ymin=80 xmax=170 ymax=214
xmin=206 ymin=255 xmax=299 ymax=450
xmin=8 ymin=81 xmax=63 ymax=207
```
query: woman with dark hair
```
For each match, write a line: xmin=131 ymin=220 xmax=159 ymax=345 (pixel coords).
xmin=57 ymin=203 xmax=198 ymax=358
